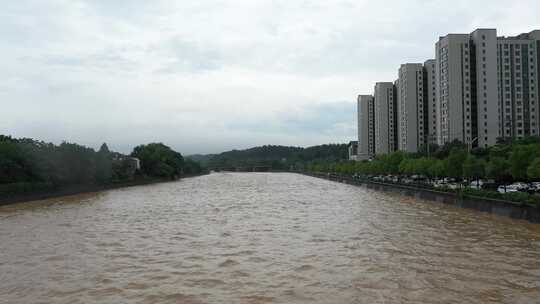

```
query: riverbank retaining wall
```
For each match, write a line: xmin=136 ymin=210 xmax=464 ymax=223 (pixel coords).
xmin=300 ymin=172 xmax=540 ymax=223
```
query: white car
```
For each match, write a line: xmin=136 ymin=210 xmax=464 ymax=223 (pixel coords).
xmin=510 ymin=182 xmax=529 ymax=191
xmin=447 ymin=183 xmax=460 ymax=190
xmin=497 ymin=185 xmax=519 ymax=193
xmin=469 ymin=180 xmax=484 ymax=190
xmin=401 ymin=178 xmax=414 ymax=184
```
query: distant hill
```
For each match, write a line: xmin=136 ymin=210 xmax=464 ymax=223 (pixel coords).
xmin=186 ymin=154 xmax=215 ymax=165
xmin=203 ymin=144 xmax=348 ymax=170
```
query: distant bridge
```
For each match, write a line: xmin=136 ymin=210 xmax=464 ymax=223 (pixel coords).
xmin=212 ymin=166 xmax=272 ymax=172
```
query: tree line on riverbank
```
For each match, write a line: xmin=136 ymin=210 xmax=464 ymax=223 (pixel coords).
xmin=306 ymin=138 xmax=540 ymax=205
xmin=0 ymin=135 xmax=205 ymax=196
xmin=309 ymin=138 xmax=540 ymax=183
xmin=204 ymin=144 xmax=348 ymax=170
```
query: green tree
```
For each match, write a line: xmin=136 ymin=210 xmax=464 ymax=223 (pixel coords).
xmin=383 ymin=151 xmax=405 ymax=174
xmin=463 ymin=155 xmax=485 ymax=184
xmin=433 ymin=139 xmax=466 ymax=159
xmin=112 ymin=159 xmax=132 ymax=181
xmin=509 ymin=144 xmax=540 ymax=180
xmin=131 ymin=143 xmax=184 ymax=178
xmin=183 ymin=159 xmax=204 ymax=175
xmin=416 ymin=157 xmax=435 ymax=177
xmin=446 ymin=148 xmax=467 ymax=178
xmin=398 ymin=158 xmax=412 ymax=175
xmin=94 ymin=143 xmax=112 ymax=184
xmin=0 ymin=138 xmax=33 ymax=183
xmin=428 ymin=159 xmax=446 ymax=179
xmin=527 ymin=158 xmax=540 ymax=180
xmin=54 ymin=142 xmax=97 ymax=185
xmin=486 ymin=157 xmax=510 ymax=183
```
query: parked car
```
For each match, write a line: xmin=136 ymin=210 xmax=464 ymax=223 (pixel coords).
xmin=442 ymin=177 xmax=456 ymax=183
xmin=498 ymin=184 xmax=519 ymax=193
xmin=401 ymin=178 xmax=414 ymax=184
xmin=468 ymin=180 xmax=484 ymax=190
xmin=433 ymin=179 xmax=448 ymax=188
xmin=447 ymin=183 xmax=460 ymax=190
xmin=481 ymin=182 xmax=499 ymax=191
xmin=511 ymin=182 xmax=529 ymax=191
xmin=529 ymin=182 xmax=540 ymax=192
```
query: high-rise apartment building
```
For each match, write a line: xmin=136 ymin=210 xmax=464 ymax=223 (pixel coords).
xmin=435 ymin=29 xmax=499 ymax=148
xmin=357 ymin=28 xmax=540 ymax=158
xmin=397 ymin=63 xmax=427 ymax=152
xmin=424 ymin=59 xmax=437 ymax=143
xmin=348 ymin=141 xmax=358 ymax=161
xmin=497 ymin=30 xmax=540 ymax=139
xmin=357 ymin=95 xmax=375 ymax=160
xmin=374 ymin=82 xmax=397 ymax=154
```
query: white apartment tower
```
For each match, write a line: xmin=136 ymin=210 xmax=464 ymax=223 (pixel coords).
xmin=374 ymin=82 xmax=397 ymax=154
xmin=357 ymin=28 xmax=540 ymax=158
xmin=397 ymin=63 xmax=427 ymax=152
xmin=497 ymin=30 xmax=540 ymax=139
xmin=435 ymin=29 xmax=499 ymax=148
xmin=357 ymin=95 xmax=375 ymax=160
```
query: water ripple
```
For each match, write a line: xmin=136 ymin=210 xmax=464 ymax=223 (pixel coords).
xmin=1 ymin=172 xmax=540 ymax=303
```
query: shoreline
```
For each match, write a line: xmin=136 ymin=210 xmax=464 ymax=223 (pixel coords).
xmin=298 ymin=171 xmax=540 ymax=223
xmin=0 ymin=172 xmax=209 ymax=206
xmin=7 ymin=170 xmax=539 ymax=223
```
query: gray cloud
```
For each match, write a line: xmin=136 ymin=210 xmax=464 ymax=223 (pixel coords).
xmin=2 ymin=0 xmax=540 ymax=154
xmin=154 ymin=37 xmax=224 ymax=74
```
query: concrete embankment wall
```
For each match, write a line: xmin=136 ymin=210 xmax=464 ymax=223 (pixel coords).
xmin=0 ymin=173 xmax=209 ymax=206
xmin=301 ymin=172 xmax=540 ymax=224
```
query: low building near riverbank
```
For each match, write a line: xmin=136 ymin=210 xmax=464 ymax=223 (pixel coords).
xmin=112 ymin=156 xmax=141 ymax=180
xmin=348 ymin=141 xmax=358 ymax=161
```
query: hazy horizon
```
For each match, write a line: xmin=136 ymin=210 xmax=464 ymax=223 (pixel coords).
xmin=2 ymin=0 xmax=540 ymax=154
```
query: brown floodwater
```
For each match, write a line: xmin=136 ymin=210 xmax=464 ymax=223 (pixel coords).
xmin=1 ymin=172 xmax=540 ymax=304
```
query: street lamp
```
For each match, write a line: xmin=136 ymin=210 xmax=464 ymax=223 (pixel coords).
xmin=468 ymin=137 xmax=479 ymax=188
xmin=468 ymin=137 xmax=478 ymax=153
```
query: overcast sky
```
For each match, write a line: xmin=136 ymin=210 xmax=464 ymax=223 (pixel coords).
xmin=2 ymin=0 xmax=539 ymax=154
